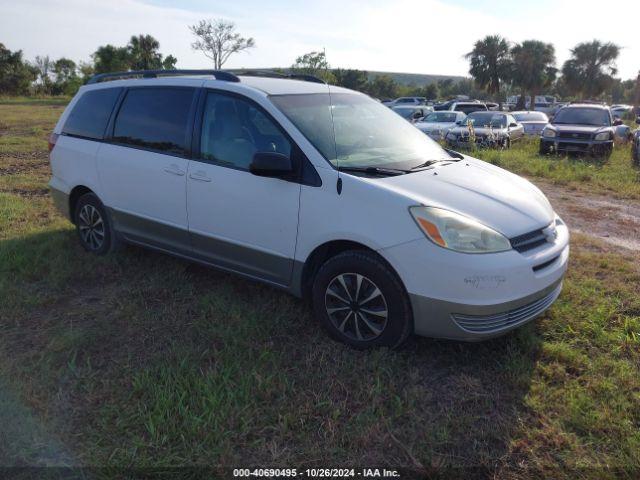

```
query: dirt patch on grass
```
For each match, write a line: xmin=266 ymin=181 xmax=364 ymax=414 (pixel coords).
xmin=535 ymin=179 xmax=640 ymax=252
xmin=1 ymin=187 xmax=50 ymax=197
xmin=0 ymin=160 xmax=49 ymax=176
xmin=0 ymin=151 xmax=48 ymax=162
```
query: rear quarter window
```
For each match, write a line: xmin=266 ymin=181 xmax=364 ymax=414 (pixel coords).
xmin=62 ymin=88 xmax=122 ymax=140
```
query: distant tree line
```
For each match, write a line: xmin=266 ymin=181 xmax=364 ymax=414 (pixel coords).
xmin=1 ymin=21 xmax=638 ymax=106
xmin=287 ymin=42 xmax=638 ymax=106
xmin=0 ymin=34 xmax=177 ymax=96
xmin=464 ymin=35 xmax=636 ymax=108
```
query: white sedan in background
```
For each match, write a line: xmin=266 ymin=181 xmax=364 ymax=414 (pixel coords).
xmin=414 ymin=111 xmax=467 ymax=140
xmin=512 ymin=111 xmax=549 ymax=136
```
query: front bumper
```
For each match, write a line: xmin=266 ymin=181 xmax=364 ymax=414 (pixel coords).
xmin=446 ymin=136 xmax=505 ymax=149
xmin=409 ymin=279 xmax=563 ymax=341
xmin=379 ymin=220 xmax=569 ymax=341
xmin=541 ymin=138 xmax=613 ymax=155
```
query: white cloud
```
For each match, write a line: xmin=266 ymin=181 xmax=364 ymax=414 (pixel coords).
xmin=0 ymin=0 xmax=637 ymax=79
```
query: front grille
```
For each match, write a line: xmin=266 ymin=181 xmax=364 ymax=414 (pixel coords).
xmin=452 ymin=283 xmax=562 ymax=333
xmin=558 ymin=131 xmax=591 ymax=140
xmin=558 ymin=141 xmax=590 ymax=151
xmin=510 ymin=228 xmax=547 ymax=253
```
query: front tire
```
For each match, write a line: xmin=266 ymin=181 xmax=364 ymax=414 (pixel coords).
xmin=311 ymin=250 xmax=412 ymax=349
xmin=539 ymin=142 xmax=551 ymax=156
xmin=74 ymin=193 xmax=117 ymax=255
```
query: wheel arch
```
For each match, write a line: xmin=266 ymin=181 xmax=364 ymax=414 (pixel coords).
xmin=68 ymin=185 xmax=95 ymax=224
xmin=296 ymin=239 xmax=405 ymax=302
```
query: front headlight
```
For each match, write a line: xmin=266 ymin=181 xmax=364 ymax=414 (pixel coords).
xmin=542 ymin=128 xmax=557 ymax=138
xmin=409 ymin=206 xmax=511 ymax=254
xmin=594 ymin=132 xmax=610 ymax=141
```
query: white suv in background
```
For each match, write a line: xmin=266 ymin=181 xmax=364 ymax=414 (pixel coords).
xmin=49 ymin=70 xmax=569 ymax=349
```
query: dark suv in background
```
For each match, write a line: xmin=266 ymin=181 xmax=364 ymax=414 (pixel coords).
xmin=539 ymin=103 xmax=618 ymax=158
xmin=632 ymin=117 xmax=640 ymax=166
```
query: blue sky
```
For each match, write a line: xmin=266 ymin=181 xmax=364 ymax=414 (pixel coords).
xmin=1 ymin=0 xmax=638 ymax=79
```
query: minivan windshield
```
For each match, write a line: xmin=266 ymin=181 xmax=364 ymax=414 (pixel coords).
xmin=553 ymin=107 xmax=611 ymax=126
xmin=270 ymin=93 xmax=449 ymax=170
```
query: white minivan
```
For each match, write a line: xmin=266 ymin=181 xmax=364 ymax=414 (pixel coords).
xmin=49 ymin=70 xmax=569 ymax=349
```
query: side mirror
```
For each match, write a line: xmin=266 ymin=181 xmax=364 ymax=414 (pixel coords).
xmin=509 ymin=122 xmax=519 ymax=128
xmin=412 ymin=111 xmax=423 ymax=119
xmin=613 ymin=119 xmax=623 ymax=126
xmin=250 ymin=152 xmax=293 ymax=178
xmin=636 ymin=116 xmax=640 ymax=125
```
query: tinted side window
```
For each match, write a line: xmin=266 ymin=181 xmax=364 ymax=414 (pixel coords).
xmin=113 ymin=88 xmax=195 ymax=156
xmin=63 ymin=88 xmax=122 ymax=140
xmin=200 ymin=92 xmax=291 ymax=171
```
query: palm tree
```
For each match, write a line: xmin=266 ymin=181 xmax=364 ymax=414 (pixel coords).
xmin=511 ymin=40 xmax=557 ymax=110
xmin=561 ymin=40 xmax=620 ymax=100
xmin=465 ymin=35 xmax=511 ymax=108
xmin=128 ymin=34 xmax=162 ymax=70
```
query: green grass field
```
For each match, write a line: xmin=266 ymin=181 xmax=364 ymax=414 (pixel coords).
xmin=1 ymin=98 xmax=639 ymax=477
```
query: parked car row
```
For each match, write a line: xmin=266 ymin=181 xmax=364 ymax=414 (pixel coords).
xmin=386 ymin=95 xmax=638 ymax=162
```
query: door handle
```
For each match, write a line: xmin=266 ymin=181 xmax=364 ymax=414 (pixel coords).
xmin=164 ymin=164 xmax=185 ymax=176
xmin=189 ymin=170 xmax=212 ymax=182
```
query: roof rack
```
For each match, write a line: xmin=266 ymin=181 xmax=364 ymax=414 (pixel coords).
xmin=233 ymin=70 xmax=326 ymax=84
xmin=86 ymin=69 xmax=240 ymax=84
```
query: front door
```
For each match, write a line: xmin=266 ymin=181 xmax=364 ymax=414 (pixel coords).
xmin=186 ymin=91 xmax=301 ymax=286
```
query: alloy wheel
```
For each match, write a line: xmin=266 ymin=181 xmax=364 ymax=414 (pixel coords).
xmin=324 ymin=273 xmax=388 ymax=341
xmin=78 ymin=204 xmax=105 ymax=251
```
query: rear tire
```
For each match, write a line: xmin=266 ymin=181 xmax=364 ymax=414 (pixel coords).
xmin=311 ymin=250 xmax=413 ymax=349
xmin=74 ymin=193 xmax=118 ymax=255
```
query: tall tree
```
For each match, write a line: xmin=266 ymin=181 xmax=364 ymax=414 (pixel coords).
xmin=52 ymin=57 xmax=80 ymax=95
xmin=189 ymin=19 xmax=255 ymax=69
xmin=333 ymin=69 xmax=368 ymax=91
xmin=0 ymin=43 xmax=37 ymax=95
xmin=162 ymin=55 xmax=178 ymax=70
xmin=367 ymin=74 xmax=399 ymax=99
xmin=465 ymin=35 xmax=511 ymax=107
xmin=128 ymin=34 xmax=162 ymax=70
xmin=561 ymin=40 xmax=620 ymax=99
xmin=92 ymin=45 xmax=131 ymax=74
xmin=634 ymin=71 xmax=640 ymax=120
xmin=291 ymin=50 xmax=334 ymax=82
xmin=34 ymin=55 xmax=53 ymax=94
xmin=510 ymin=40 xmax=556 ymax=110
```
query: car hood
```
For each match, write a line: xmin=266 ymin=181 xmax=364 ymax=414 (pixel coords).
xmin=373 ymin=158 xmax=554 ymax=237
xmin=551 ymin=124 xmax=611 ymax=133
xmin=448 ymin=126 xmax=508 ymax=135
xmin=520 ymin=121 xmax=547 ymax=126
xmin=415 ymin=122 xmax=455 ymax=131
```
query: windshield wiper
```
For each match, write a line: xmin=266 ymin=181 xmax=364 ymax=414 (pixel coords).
xmin=337 ymin=165 xmax=409 ymax=176
xmin=410 ymin=149 xmax=463 ymax=170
